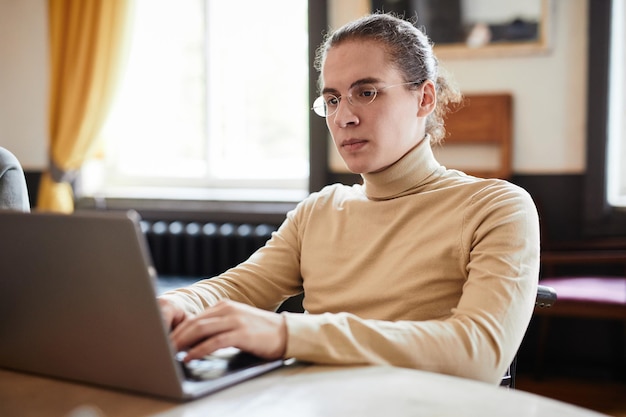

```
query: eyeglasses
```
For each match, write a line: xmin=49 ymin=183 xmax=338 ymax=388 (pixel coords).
xmin=312 ymin=81 xmax=424 ymax=118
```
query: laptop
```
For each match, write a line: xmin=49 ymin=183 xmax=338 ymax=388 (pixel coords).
xmin=0 ymin=210 xmax=284 ymax=401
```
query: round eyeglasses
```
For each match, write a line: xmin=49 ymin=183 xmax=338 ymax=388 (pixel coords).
xmin=312 ymin=81 xmax=424 ymax=118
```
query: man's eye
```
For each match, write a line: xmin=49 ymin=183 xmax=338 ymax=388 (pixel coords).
xmin=353 ymin=85 xmax=377 ymax=103
xmin=325 ymin=96 xmax=339 ymax=107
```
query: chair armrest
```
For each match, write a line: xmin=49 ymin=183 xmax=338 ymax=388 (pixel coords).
xmin=536 ymin=284 xmax=557 ymax=308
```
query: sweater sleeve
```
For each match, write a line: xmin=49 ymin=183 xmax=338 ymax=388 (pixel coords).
xmin=158 ymin=201 xmax=306 ymax=315
xmin=283 ymin=183 xmax=540 ymax=385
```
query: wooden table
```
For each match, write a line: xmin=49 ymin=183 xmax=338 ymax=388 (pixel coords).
xmin=0 ymin=364 xmax=609 ymax=417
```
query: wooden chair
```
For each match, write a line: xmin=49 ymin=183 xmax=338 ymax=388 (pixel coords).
xmin=435 ymin=93 xmax=512 ymax=179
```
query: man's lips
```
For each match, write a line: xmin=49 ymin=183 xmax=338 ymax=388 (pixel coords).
xmin=341 ymin=138 xmax=368 ymax=151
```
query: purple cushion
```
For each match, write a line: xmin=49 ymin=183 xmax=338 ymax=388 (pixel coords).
xmin=539 ymin=277 xmax=626 ymax=305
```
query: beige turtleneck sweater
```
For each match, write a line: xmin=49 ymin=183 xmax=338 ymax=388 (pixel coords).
xmin=160 ymin=139 xmax=540 ymax=385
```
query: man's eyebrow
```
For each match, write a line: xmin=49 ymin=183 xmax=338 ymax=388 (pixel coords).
xmin=321 ymin=77 xmax=382 ymax=95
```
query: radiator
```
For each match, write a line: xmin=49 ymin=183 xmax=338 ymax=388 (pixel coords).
xmin=141 ymin=220 xmax=279 ymax=277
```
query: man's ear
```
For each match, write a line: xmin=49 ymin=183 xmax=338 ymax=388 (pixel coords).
xmin=417 ymin=80 xmax=436 ymax=117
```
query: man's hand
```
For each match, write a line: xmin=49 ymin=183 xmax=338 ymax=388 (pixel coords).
xmin=157 ymin=297 xmax=188 ymax=330
xmin=163 ymin=299 xmax=287 ymax=362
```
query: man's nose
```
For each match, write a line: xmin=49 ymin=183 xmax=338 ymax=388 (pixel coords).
xmin=331 ymin=99 xmax=359 ymax=128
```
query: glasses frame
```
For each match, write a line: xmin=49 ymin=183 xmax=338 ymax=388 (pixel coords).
xmin=312 ymin=80 xmax=425 ymax=118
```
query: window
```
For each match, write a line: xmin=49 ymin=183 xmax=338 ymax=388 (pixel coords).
xmin=83 ymin=0 xmax=310 ymax=202
xmin=606 ymin=0 xmax=626 ymax=207
xmin=584 ymin=0 xmax=626 ymax=235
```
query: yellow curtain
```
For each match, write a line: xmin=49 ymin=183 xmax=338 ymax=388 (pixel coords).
xmin=38 ymin=0 xmax=132 ymax=212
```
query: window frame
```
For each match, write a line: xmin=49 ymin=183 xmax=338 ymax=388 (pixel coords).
xmin=584 ymin=0 xmax=626 ymax=236
xmin=308 ymin=0 xmax=330 ymax=194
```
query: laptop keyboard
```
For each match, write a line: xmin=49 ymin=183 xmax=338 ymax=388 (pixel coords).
xmin=177 ymin=348 xmax=267 ymax=381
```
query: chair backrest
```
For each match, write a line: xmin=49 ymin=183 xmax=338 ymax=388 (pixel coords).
xmin=501 ymin=284 xmax=557 ymax=388
xmin=0 ymin=147 xmax=30 ymax=212
xmin=435 ymin=93 xmax=513 ymax=179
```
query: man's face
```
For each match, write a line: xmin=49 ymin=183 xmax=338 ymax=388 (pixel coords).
xmin=321 ymin=40 xmax=429 ymax=174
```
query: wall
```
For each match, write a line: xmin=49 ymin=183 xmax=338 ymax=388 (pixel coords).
xmin=0 ymin=0 xmax=587 ymax=175
xmin=0 ymin=0 xmax=48 ymax=170
xmin=444 ymin=1 xmax=588 ymax=174
xmin=328 ymin=0 xmax=588 ymax=175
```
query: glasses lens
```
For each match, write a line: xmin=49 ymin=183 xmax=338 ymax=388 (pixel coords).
xmin=312 ymin=96 xmax=328 ymax=117
xmin=351 ymin=84 xmax=378 ymax=106
xmin=313 ymin=94 xmax=340 ymax=117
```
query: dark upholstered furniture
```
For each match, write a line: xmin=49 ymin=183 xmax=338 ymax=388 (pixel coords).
xmin=534 ymin=249 xmax=626 ymax=379
xmin=0 ymin=147 xmax=30 ymax=211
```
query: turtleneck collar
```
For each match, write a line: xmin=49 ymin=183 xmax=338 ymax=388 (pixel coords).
xmin=361 ymin=137 xmax=443 ymax=201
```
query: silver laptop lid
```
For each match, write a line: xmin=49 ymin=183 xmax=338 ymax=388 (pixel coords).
xmin=0 ymin=210 xmax=186 ymax=399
